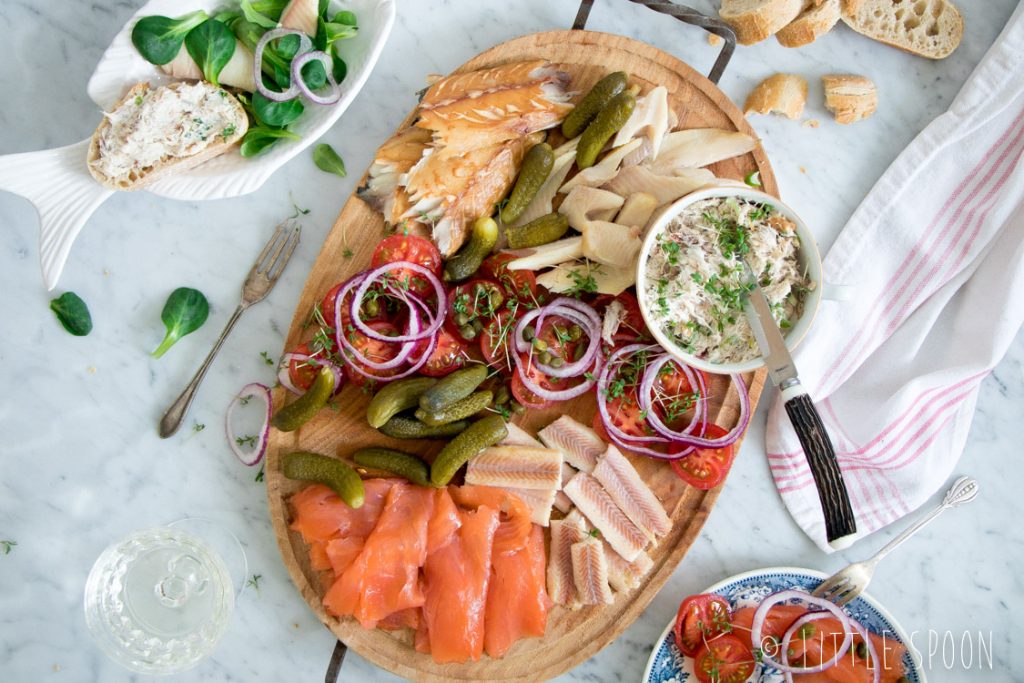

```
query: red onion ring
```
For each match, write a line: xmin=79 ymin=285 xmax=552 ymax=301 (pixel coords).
xmin=637 ymin=353 xmax=703 ymax=440
xmin=341 ymin=331 xmax=438 ymax=383
xmin=253 ymin=28 xmax=311 ymax=102
xmin=513 ymin=304 xmax=601 ymax=378
xmin=225 ymin=383 xmax=271 ymax=467
xmin=351 ymin=262 xmax=446 ymax=343
xmin=751 ymin=590 xmax=853 ymax=675
xmin=337 ymin=299 xmax=421 ymax=371
xmin=277 ymin=353 xmax=344 ymax=396
xmin=843 ymin=618 xmax=882 ymax=683
xmin=292 ymin=50 xmax=343 ymax=105
xmin=513 ymin=352 xmax=599 ymax=401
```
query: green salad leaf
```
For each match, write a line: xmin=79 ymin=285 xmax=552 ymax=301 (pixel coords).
xmin=132 ymin=11 xmax=209 ymax=65
xmin=252 ymin=92 xmax=305 ymax=127
xmin=185 ymin=19 xmax=236 ymax=86
xmin=239 ymin=0 xmax=278 ymax=29
xmin=152 ymin=287 xmax=210 ymax=358
xmin=313 ymin=144 xmax=347 ymax=177
xmin=50 ymin=292 xmax=92 ymax=337
xmin=241 ymin=127 xmax=302 ymax=157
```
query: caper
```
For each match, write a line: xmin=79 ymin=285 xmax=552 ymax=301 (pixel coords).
xmin=494 ymin=385 xmax=511 ymax=405
xmin=472 ymin=318 xmax=484 ymax=333
xmin=855 ymin=641 xmax=869 ymax=659
xmin=488 ymin=289 xmax=504 ymax=310
xmin=532 ymin=338 xmax=548 ymax=352
xmin=569 ymin=325 xmax=583 ymax=341
xmin=523 ymin=325 xmax=535 ymax=341
xmin=454 ymin=311 xmax=471 ymax=326
xmin=459 ymin=324 xmax=477 ymax=340
xmin=539 ymin=351 xmax=553 ymax=365
xmin=364 ymin=299 xmax=380 ymax=318
xmin=573 ymin=344 xmax=586 ymax=361
xmin=550 ymin=357 xmax=565 ymax=368
xmin=510 ymin=401 xmax=525 ymax=414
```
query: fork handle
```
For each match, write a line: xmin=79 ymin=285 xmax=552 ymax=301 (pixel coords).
xmin=159 ymin=305 xmax=246 ymax=438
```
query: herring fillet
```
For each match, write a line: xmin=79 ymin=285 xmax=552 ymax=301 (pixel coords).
xmin=592 ymin=445 xmax=672 ymax=541
xmin=538 ymin=415 xmax=605 ymax=473
xmin=554 ymin=463 xmax=578 ymax=514
xmin=563 ymin=472 xmax=647 ymax=562
xmin=604 ymin=545 xmax=653 ymax=593
xmin=571 ymin=537 xmax=614 ymax=605
xmin=501 ymin=422 xmax=544 ymax=448
xmin=548 ymin=514 xmax=586 ymax=607
xmin=501 ymin=487 xmax=557 ymax=527
xmin=464 ymin=446 xmax=563 ymax=490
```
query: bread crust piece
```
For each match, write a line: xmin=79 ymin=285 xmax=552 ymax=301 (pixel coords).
xmin=720 ymin=0 xmax=804 ymax=45
xmin=840 ymin=0 xmax=963 ymax=59
xmin=743 ymin=74 xmax=808 ymax=120
xmin=823 ymin=74 xmax=877 ymax=124
xmin=87 ymin=81 xmax=248 ymax=191
xmin=777 ymin=0 xmax=841 ymax=47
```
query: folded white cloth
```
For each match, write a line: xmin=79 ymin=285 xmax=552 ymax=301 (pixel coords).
xmin=765 ymin=2 xmax=1024 ymax=551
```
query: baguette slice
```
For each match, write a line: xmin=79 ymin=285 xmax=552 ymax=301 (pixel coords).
xmin=823 ymin=74 xmax=878 ymax=124
xmin=744 ymin=74 xmax=808 ymax=120
xmin=720 ymin=0 xmax=804 ymax=45
xmin=777 ymin=0 xmax=841 ymax=47
xmin=841 ymin=0 xmax=962 ymax=59
xmin=88 ymin=81 xmax=248 ymax=191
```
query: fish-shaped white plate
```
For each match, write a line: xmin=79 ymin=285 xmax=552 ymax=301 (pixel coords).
xmin=0 ymin=0 xmax=395 ymax=290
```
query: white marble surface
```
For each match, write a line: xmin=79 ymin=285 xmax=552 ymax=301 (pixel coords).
xmin=1 ymin=0 xmax=1020 ymax=681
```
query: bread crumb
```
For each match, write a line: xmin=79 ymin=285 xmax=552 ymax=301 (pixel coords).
xmin=744 ymin=74 xmax=808 ymax=120
xmin=708 ymin=33 xmax=723 ymax=46
xmin=799 ymin=166 xmax=808 ymax=174
xmin=102 ymin=268 xmax=110 ymax=277
xmin=87 ymin=366 xmax=97 ymax=375
xmin=424 ymin=73 xmax=444 ymax=86
xmin=52 ymin=664 xmax=62 ymax=672
xmin=823 ymin=74 xmax=877 ymax=124
xmin=803 ymin=119 xmax=820 ymax=128
xmin=293 ymin=622 xmax=300 ymax=629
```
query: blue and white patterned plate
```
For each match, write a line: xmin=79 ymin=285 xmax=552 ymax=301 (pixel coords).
xmin=643 ymin=566 xmax=925 ymax=683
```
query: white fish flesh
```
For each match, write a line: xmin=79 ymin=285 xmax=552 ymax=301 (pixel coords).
xmin=464 ymin=446 xmax=563 ymax=490
xmin=564 ymin=472 xmax=647 ymax=562
xmin=538 ymin=415 xmax=606 ymax=473
xmin=571 ymin=537 xmax=614 ymax=605
xmin=559 ymin=138 xmax=642 ymax=193
xmin=500 ymin=422 xmax=544 ymax=447
xmin=593 ymin=445 xmax=672 ymax=541
xmin=604 ymin=546 xmax=653 ymax=593
xmin=557 ymin=186 xmax=625 ymax=234
xmin=602 ymin=165 xmax=716 ymax=205
xmin=548 ymin=513 xmax=587 ymax=607
xmin=502 ymin=487 xmax=557 ymax=526
xmin=647 ymin=129 xmax=757 ymax=175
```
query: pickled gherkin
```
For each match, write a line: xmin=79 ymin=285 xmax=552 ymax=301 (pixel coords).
xmin=562 ymin=71 xmax=628 ymax=138
xmin=283 ymin=451 xmax=365 ymax=508
xmin=353 ymin=447 xmax=431 ymax=487
xmin=271 ymin=367 xmax=335 ymax=432
xmin=366 ymin=377 xmax=437 ymax=428
xmin=419 ymin=365 xmax=488 ymax=413
xmin=430 ymin=414 xmax=508 ymax=486
xmin=500 ymin=143 xmax=554 ymax=224
xmin=576 ymin=91 xmax=636 ymax=169
xmin=444 ymin=217 xmax=499 ymax=282
xmin=505 ymin=213 xmax=569 ymax=249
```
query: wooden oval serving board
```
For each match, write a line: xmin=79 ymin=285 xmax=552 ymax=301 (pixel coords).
xmin=267 ymin=29 xmax=772 ymax=683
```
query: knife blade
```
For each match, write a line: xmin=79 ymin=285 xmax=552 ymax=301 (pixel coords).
xmin=742 ymin=264 xmax=858 ymax=548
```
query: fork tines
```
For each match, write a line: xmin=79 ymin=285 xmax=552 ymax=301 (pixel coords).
xmin=255 ymin=219 xmax=301 ymax=282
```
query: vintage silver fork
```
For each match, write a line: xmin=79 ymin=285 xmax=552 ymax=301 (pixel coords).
xmin=158 ymin=220 xmax=301 ymax=438
xmin=812 ymin=476 xmax=979 ymax=606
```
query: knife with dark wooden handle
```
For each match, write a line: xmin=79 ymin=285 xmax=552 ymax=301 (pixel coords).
xmin=743 ymin=265 xmax=857 ymax=549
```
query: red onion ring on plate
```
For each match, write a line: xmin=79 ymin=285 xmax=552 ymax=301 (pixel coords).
xmin=637 ymin=353 xmax=703 ymax=439
xmin=351 ymin=262 xmax=446 ymax=343
xmin=253 ymin=29 xmax=311 ymax=102
xmin=225 ymin=383 xmax=271 ymax=466
xmin=751 ymin=590 xmax=853 ymax=674
xmin=512 ymin=305 xmax=601 ymax=379
xmin=292 ymin=50 xmax=343 ymax=105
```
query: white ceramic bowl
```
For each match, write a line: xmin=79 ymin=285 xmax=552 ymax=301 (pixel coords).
xmin=635 ymin=186 xmax=823 ymax=375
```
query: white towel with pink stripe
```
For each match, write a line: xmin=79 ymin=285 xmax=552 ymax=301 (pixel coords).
xmin=765 ymin=3 xmax=1024 ymax=552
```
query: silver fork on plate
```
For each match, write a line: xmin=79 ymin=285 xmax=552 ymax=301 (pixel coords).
xmin=812 ymin=476 xmax=979 ymax=606
xmin=158 ymin=220 xmax=301 ymax=438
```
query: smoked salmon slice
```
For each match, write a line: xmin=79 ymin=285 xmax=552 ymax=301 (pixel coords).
xmin=420 ymin=505 xmax=501 ymax=663
xmin=289 ymin=480 xmax=394 ymax=544
xmin=450 ymin=484 xmax=533 ymax=554
xmin=322 ymin=483 xmax=434 ymax=628
xmin=427 ymin=487 xmax=461 ymax=553
xmin=420 ymin=60 xmax=553 ymax=107
xmin=484 ymin=524 xmax=551 ymax=658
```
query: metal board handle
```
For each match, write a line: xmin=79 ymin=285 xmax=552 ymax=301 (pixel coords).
xmin=572 ymin=0 xmax=736 ymax=84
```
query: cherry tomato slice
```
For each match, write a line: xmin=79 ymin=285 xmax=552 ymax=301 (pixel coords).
xmin=445 ymin=279 xmax=505 ymax=343
xmin=511 ymin=368 xmax=553 ymax=409
xmin=322 ymin=281 xmax=392 ymax=331
xmin=602 ymin=390 xmax=654 ymax=439
xmin=419 ymin=329 xmax=468 ymax=377
xmin=651 ymin=359 xmax=699 ymax=431
xmin=481 ymin=253 xmax=540 ymax=302
xmin=693 ymin=634 xmax=755 ymax=683
xmin=371 ymin=234 xmax=443 ymax=298
xmin=669 ymin=424 xmax=736 ymax=490
xmin=286 ymin=342 xmax=322 ymax=393
xmin=673 ymin=594 xmax=733 ymax=658
xmin=341 ymin=320 xmax=403 ymax=386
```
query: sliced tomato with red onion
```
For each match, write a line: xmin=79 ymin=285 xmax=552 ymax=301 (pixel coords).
xmin=481 ymin=253 xmax=541 ymax=302
xmin=669 ymin=424 xmax=736 ymax=490
xmin=445 ymin=279 xmax=505 ymax=343
xmin=371 ymin=234 xmax=443 ymax=298
xmin=481 ymin=309 xmax=519 ymax=375
xmin=511 ymin=366 xmax=554 ymax=409
xmin=286 ymin=342 xmax=323 ymax=393
xmin=673 ymin=593 xmax=733 ymax=657
xmin=341 ymin=320 xmax=403 ymax=386
xmin=418 ymin=328 xmax=468 ymax=377
xmin=693 ymin=633 xmax=755 ymax=683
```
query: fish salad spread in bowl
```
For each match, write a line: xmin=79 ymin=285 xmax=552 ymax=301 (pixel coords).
xmin=638 ymin=187 xmax=820 ymax=373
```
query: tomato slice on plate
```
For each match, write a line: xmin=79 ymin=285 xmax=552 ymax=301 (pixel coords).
xmin=446 ymin=279 xmax=505 ymax=343
xmin=371 ymin=234 xmax=443 ymax=298
xmin=673 ymin=593 xmax=732 ymax=657
xmin=511 ymin=368 xmax=553 ymax=409
xmin=322 ymin=281 xmax=392 ymax=330
xmin=693 ymin=633 xmax=755 ymax=683
xmin=669 ymin=424 xmax=736 ymax=490
xmin=419 ymin=328 xmax=468 ymax=377
xmin=481 ymin=253 xmax=540 ymax=302
xmin=341 ymin=320 xmax=403 ymax=386
xmin=650 ymin=359 xmax=700 ymax=431
xmin=602 ymin=390 xmax=654 ymax=439
xmin=481 ymin=309 xmax=519 ymax=375
xmin=286 ymin=342 xmax=323 ymax=393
